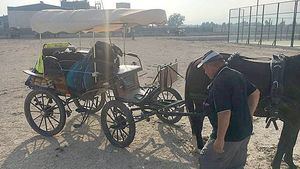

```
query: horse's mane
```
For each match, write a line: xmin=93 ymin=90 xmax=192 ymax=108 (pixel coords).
xmin=285 ymin=54 xmax=300 ymax=75
xmin=283 ymin=54 xmax=300 ymax=100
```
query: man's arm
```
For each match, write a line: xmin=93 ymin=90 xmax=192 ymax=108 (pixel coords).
xmin=214 ymin=110 xmax=231 ymax=153
xmin=248 ymin=89 xmax=260 ymax=117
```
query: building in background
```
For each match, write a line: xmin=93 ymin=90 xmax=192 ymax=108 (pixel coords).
xmin=7 ymin=1 xmax=62 ymax=37
xmin=61 ymin=0 xmax=90 ymax=10
xmin=8 ymin=1 xmax=62 ymax=29
xmin=116 ymin=3 xmax=131 ymax=9
xmin=0 ymin=15 xmax=9 ymax=37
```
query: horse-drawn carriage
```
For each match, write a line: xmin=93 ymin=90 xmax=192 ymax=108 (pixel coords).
xmin=24 ymin=9 xmax=186 ymax=147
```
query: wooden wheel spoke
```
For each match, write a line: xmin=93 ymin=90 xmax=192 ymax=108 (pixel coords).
xmin=30 ymin=102 xmax=43 ymax=111
xmin=49 ymin=116 xmax=60 ymax=123
xmin=41 ymin=94 xmax=45 ymax=109
xmin=107 ymin=113 xmax=116 ymax=122
xmin=33 ymin=114 xmax=42 ymax=121
xmin=116 ymin=129 xmax=120 ymax=142
xmin=44 ymin=117 xmax=48 ymax=131
xmin=38 ymin=116 xmax=44 ymax=128
xmin=121 ymin=129 xmax=129 ymax=137
xmin=46 ymin=98 xmax=51 ymax=107
xmin=170 ymin=95 xmax=174 ymax=100
xmin=45 ymin=104 xmax=58 ymax=112
xmin=112 ymin=129 xmax=116 ymax=137
xmin=31 ymin=110 xmax=42 ymax=113
xmin=94 ymin=97 xmax=99 ymax=108
xmin=162 ymin=93 xmax=166 ymax=100
xmin=110 ymin=108 xmax=118 ymax=118
xmin=119 ymin=129 xmax=125 ymax=141
xmin=47 ymin=117 xmax=55 ymax=129
xmin=106 ymin=120 xmax=114 ymax=124
xmin=34 ymin=96 xmax=43 ymax=109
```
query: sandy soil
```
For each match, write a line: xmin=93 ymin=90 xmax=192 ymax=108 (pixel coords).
xmin=0 ymin=37 xmax=299 ymax=169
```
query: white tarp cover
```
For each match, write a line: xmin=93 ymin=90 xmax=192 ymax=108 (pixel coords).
xmin=31 ymin=9 xmax=167 ymax=33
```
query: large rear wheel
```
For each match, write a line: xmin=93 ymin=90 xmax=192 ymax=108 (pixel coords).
xmin=154 ymin=88 xmax=183 ymax=124
xmin=24 ymin=89 xmax=66 ymax=136
xmin=101 ymin=100 xmax=135 ymax=148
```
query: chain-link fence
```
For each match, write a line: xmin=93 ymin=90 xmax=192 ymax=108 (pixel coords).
xmin=228 ymin=0 xmax=300 ymax=47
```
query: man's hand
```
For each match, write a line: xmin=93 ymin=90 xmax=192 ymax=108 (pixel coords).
xmin=213 ymin=138 xmax=225 ymax=153
xmin=215 ymin=110 xmax=231 ymax=153
xmin=248 ymin=89 xmax=260 ymax=117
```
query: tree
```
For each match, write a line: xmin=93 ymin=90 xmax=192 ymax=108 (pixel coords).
xmin=168 ymin=13 xmax=185 ymax=27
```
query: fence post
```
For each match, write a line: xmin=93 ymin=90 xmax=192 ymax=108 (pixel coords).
xmin=280 ymin=18 xmax=284 ymax=40
xmin=247 ymin=6 xmax=252 ymax=44
xmin=267 ymin=18 xmax=271 ymax=41
xmin=273 ymin=3 xmax=280 ymax=46
xmin=237 ymin=8 xmax=241 ymax=43
xmin=255 ymin=2 xmax=259 ymax=41
xmin=228 ymin=9 xmax=231 ymax=43
xmin=291 ymin=0 xmax=298 ymax=47
xmin=259 ymin=4 xmax=265 ymax=45
xmin=241 ymin=9 xmax=245 ymax=42
xmin=286 ymin=25 xmax=290 ymax=40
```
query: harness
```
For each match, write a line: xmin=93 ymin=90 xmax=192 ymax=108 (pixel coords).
xmin=270 ymin=54 xmax=286 ymax=105
xmin=265 ymin=54 xmax=286 ymax=130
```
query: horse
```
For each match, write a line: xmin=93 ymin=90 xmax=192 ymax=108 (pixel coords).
xmin=185 ymin=53 xmax=300 ymax=169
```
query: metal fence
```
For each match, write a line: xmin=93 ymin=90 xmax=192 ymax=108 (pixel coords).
xmin=228 ymin=0 xmax=300 ymax=47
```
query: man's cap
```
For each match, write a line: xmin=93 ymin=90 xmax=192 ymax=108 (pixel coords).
xmin=197 ymin=50 xmax=223 ymax=68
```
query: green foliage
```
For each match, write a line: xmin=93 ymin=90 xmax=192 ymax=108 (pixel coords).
xmin=168 ymin=13 xmax=185 ymax=27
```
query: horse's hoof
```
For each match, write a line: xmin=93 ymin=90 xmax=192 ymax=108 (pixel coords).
xmin=271 ymin=161 xmax=281 ymax=169
xmin=288 ymin=164 xmax=298 ymax=169
xmin=284 ymin=157 xmax=297 ymax=169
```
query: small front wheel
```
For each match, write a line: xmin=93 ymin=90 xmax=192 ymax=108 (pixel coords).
xmin=101 ymin=100 xmax=136 ymax=148
xmin=24 ymin=89 xmax=66 ymax=136
xmin=154 ymin=88 xmax=183 ymax=124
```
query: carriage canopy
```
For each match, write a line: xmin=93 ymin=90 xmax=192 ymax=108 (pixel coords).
xmin=31 ymin=9 xmax=167 ymax=33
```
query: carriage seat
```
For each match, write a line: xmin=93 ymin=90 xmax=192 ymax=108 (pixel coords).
xmin=117 ymin=65 xmax=142 ymax=75
xmin=115 ymin=64 xmax=144 ymax=103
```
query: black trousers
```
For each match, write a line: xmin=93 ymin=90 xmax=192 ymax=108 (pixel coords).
xmin=186 ymin=98 xmax=206 ymax=149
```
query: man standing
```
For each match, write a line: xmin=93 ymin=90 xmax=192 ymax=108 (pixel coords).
xmin=198 ymin=50 xmax=260 ymax=169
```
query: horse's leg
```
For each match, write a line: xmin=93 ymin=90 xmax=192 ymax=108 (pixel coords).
xmin=272 ymin=121 xmax=289 ymax=169
xmin=188 ymin=100 xmax=206 ymax=150
xmin=186 ymin=99 xmax=198 ymax=150
xmin=194 ymin=100 xmax=206 ymax=149
xmin=283 ymin=126 xmax=299 ymax=168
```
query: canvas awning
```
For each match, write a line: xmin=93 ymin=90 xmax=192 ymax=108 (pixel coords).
xmin=31 ymin=9 xmax=167 ymax=33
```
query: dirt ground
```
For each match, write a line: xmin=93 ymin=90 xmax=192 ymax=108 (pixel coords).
xmin=0 ymin=37 xmax=299 ymax=169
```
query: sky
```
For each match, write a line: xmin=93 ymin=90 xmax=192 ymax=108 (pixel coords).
xmin=0 ymin=0 xmax=285 ymax=24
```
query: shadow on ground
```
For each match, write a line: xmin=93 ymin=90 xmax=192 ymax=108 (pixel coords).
xmin=1 ymin=115 xmax=197 ymax=169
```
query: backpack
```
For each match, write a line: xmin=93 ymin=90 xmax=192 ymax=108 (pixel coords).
xmin=66 ymin=57 xmax=90 ymax=93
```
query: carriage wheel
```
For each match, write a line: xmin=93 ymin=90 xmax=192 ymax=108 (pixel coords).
xmin=74 ymin=93 xmax=106 ymax=113
xmin=155 ymin=88 xmax=183 ymax=124
xmin=101 ymin=100 xmax=135 ymax=148
xmin=24 ymin=89 xmax=66 ymax=136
